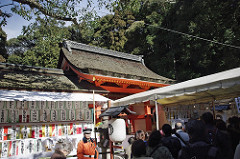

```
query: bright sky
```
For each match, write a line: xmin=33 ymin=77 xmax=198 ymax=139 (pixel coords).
xmin=1 ymin=0 xmax=34 ymax=40
xmin=1 ymin=0 xmax=110 ymax=40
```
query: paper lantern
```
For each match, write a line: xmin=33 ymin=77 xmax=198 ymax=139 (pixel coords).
xmin=108 ymin=119 xmax=126 ymax=143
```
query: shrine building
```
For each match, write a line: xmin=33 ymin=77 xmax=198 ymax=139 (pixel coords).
xmin=58 ymin=40 xmax=175 ymax=100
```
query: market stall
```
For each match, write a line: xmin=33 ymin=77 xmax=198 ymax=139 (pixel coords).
xmin=112 ymin=67 xmax=240 ymax=130
xmin=0 ymin=90 xmax=110 ymax=158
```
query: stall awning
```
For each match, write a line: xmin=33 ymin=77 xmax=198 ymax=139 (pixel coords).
xmin=0 ymin=90 xmax=110 ymax=101
xmin=113 ymin=67 xmax=240 ymax=107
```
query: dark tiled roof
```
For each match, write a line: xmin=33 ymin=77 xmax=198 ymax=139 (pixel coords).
xmin=60 ymin=40 xmax=175 ymax=84
xmin=0 ymin=63 xmax=108 ymax=93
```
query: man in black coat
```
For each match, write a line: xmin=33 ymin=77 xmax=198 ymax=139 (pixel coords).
xmin=178 ymin=120 xmax=222 ymax=159
xmin=161 ymin=124 xmax=181 ymax=159
xmin=201 ymin=112 xmax=233 ymax=159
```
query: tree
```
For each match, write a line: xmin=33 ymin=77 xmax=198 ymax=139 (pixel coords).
xmin=7 ymin=17 xmax=71 ymax=68
xmin=0 ymin=27 xmax=7 ymax=62
xmin=154 ymin=0 xmax=240 ymax=81
xmin=0 ymin=0 xmax=112 ymax=26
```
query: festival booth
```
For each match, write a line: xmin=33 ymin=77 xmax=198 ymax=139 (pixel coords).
xmin=112 ymin=67 xmax=240 ymax=131
xmin=0 ymin=89 xmax=110 ymax=158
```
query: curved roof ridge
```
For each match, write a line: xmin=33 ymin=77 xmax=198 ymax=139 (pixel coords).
xmin=63 ymin=40 xmax=143 ymax=62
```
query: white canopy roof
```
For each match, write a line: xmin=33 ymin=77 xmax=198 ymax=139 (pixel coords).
xmin=113 ymin=67 xmax=240 ymax=107
xmin=0 ymin=90 xmax=110 ymax=101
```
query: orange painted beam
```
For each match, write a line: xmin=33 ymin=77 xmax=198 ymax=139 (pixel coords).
xmin=62 ymin=61 xmax=170 ymax=94
xmin=94 ymin=75 xmax=169 ymax=87
xmin=99 ymin=86 xmax=146 ymax=94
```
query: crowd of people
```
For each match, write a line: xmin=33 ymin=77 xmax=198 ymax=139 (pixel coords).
xmin=127 ymin=112 xmax=240 ymax=159
xmin=48 ymin=112 xmax=240 ymax=159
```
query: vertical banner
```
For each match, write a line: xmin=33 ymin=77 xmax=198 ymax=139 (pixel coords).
xmin=0 ymin=101 xmax=4 ymax=109
xmin=48 ymin=101 xmax=56 ymax=110
xmin=26 ymin=139 xmax=34 ymax=154
xmin=66 ymin=101 xmax=73 ymax=109
xmin=76 ymin=124 xmax=82 ymax=135
xmin=9 ymin=110 xmax=19 ymax=123
xmin=11 ymin=140 xmax=18 ymax=156
xmin=7 ymin=141 xmax=12 ymax=157
xmin=61 ymin=110 xmax=66 ymax=121
xmin=0 ymin=127 xmax=3 ymax=141
xmin=76 ymin=109 xmax=84 ymax=120
xmin=55 ymin=124 xmax=59 ymax=136
xmin=39 ymin=101 xmax=46 ymax=110
xmin=58 ymin=124 xmax=63 ymax=136
xmin=58 ymin=101 xmax=64 ymax=109
xmin=36 ymin=139 xmax=42 ymax=153
xmin=31 ymin=110 xmax=39 ymax=122
xmin=21 ymin=110 xmax=29 ymax=123
xmin=0 ymin=109 xmax=7 ymax=123
xmin=29 ymin=101 xmax=36 ymax=110
xmin=69 ymin=109 xmax=75 ymax=121
xmin=32 ymin=125 xmax=40 ymax=138
xmin=41 ymin=125 xmax=45 ymax=137
xmin=24 ymin=139 xmax=30 ymax=155
xmin=3 ymin=126 xmax=10 ymax=140
xmin=19 ymin=140 xmax=25 ymax=156
xmin=1 ymin=141 xmax=8 ymax=158
xmin=51 ymin=109 xmax=58 ymax=122
xmin=84 ymin=109 xmax=92 ymax=120
xmin=74 ymin=101 xmax=81 ymax=110
xmin=68 ymin=123 xmax=73 ymax=135
xmin=45 ymin=124 xmax=49 ymax=137
xmin=7 ymin=101 xmax=15 ymax=109
xmin=64 ymin=124 xmax=68 ymax=136
xmin=41 ymin=109 xmax=50 ymax=122
xmin=73 ymin=123 xmax=77 ymax=135
xmin=82 ymin=101 xmax=88 ymax=109
xmin=20 ymin=126 xmax=30 ymax=139
xmin=10 ymin=126 xmax=20 ymax=140
xmin=16 ymin=101 xmax=27 ymax=109
xmin=51 ymin=124 xmax=56 ymax=137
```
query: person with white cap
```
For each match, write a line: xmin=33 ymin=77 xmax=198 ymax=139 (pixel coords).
xmin=77 ymin=128 xmax=99 ymax=159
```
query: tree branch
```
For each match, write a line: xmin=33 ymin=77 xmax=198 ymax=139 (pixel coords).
xmin=12 ymin=0 xmax=79 ymax=25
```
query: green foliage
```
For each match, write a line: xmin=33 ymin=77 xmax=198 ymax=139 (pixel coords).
xmin=154 ymin=0 xmax=240 ymax=81
xmin=7 ymin=17 xmax=71 ymax=68
xmin=89 ymin=13 xmax=128 ymax=51
xmin=3 ymin=0 xmax=240 ymax=82
xmin=0 ymin=28 xmax=7 ymax=62
xmin=93 ymin=0 xmax=240 ymax=82
xmin=1 ymin=0 xmax=113 ymax=26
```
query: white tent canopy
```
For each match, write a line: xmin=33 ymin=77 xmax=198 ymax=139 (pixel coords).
xmin=0 ymin=90 xmax=110 ymax=101
xmin=113 ymin=67 xmax=240 ymax=107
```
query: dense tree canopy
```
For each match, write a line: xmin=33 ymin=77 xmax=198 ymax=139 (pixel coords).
xmin=2 ymin=0 xmax=240 ymax=82
xmin=0 ymin=28 xmax=7 ymax=62
xmin=148 ymin=0 xmax=240 ymax=81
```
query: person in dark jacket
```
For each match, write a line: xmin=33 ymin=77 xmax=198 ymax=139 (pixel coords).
xmin=161 ymin=124 xmax=181 ymax=159
xmin=146 ymin=130 xmax=173 ymax=159
xmin=132 ymin=139 xmax=153 ymax=159
xmin=178 ymin=119 xmax=222 ymax=159
xmin=201 ymin=112 xmax=233 ymax=159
